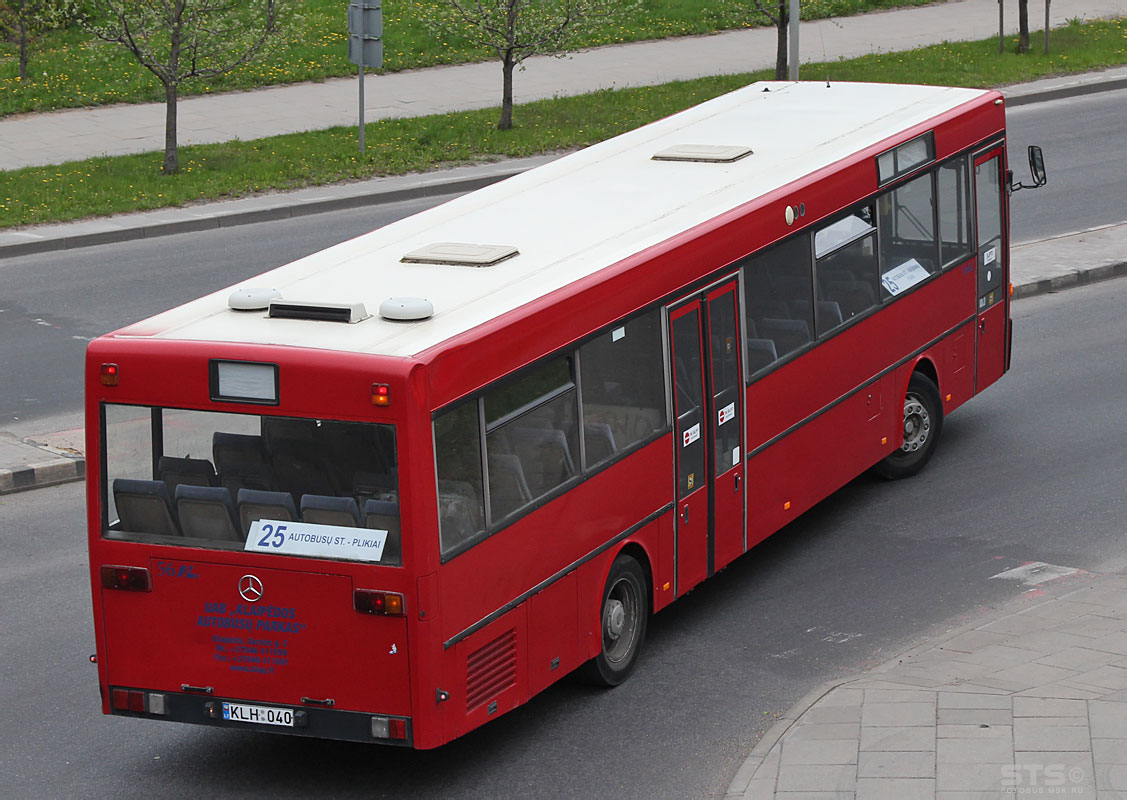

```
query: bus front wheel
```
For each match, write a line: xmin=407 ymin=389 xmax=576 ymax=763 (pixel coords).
xmin=580 ymin=553 xmax=648 ymax=687
xmin=875 ymin=371 xmax=943 ymax=480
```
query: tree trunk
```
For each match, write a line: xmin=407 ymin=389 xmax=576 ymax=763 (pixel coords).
xmin=163 ymin=82 xmax=179 ymax=174
xmin=1017 ymin=0 xmax=1031 ymax=53
xmin=775 ymin=1 xmax=788 ymax=80
xmin=18 ymin=17 xmax=28 ymax=80
xmin=499 ymin=50 xmax=515 ymax=130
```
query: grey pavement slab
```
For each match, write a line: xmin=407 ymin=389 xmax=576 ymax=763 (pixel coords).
xmin=727 ymin=571 xmax=1127 ymax=799
xmin=0 ymin=0 xmax=1125 ymax=171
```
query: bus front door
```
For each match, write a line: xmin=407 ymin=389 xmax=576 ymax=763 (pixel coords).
xmin=974 ymin=147 xmax=1008 ymax=392
xmin=668 ymin=278 xmax=746 ymax=594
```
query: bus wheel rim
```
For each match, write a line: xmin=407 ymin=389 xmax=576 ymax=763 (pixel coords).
xmin=901 ymin=395 xmax=931 ymax=452
xmin=603 ymin=577 xmax=638 ymax=664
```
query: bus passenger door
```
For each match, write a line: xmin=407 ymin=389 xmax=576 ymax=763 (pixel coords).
xmin=669 ymin=303 xmax=709 ymax=592
xmin=974 ymin=147 xmax=1008 ymax=392
xmin=668 ymin=277 xmax=745 ymax=593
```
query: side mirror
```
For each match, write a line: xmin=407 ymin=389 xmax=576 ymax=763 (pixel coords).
xmin=1011 ymin=144 xmax=1047 ymax=192
xmin=1028 ymin=145 xmax=1046 ymax=187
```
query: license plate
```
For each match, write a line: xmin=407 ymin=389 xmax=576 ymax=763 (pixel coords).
xmin=221 ymin=701 xmax=294 ymax=727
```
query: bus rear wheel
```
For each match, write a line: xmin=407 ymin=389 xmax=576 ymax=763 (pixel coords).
xmin=579 ymin=553 xmax=648 ymax=687
xmin=874 ymin=372 xmax=943 ymax=480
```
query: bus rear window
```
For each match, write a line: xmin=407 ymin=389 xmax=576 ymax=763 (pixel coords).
xmin=101 ymin=404 xmax=401 ymax=565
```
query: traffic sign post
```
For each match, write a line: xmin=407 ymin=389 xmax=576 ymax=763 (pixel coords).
xmin=347 ymin=2 xmax=384 ymax=153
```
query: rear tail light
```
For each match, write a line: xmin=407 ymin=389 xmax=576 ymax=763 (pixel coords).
xmin=354 ymin=589 xmax=405 ymax=616
xmin=371 ymin=383 xmax=390 ymax=406
xmin=111 ymin=689 xmax=166 ymax=714
xmin=371 ymin=716 xmax=408 ymax=740
xmin=100 ymin=565 xmax=152 ymax=592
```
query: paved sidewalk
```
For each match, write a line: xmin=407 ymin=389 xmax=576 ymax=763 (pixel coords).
xmin=726 ymin=569 xmax=1127 ymax=799
xmin=0 ymin=0 xmax=1124 ymax=170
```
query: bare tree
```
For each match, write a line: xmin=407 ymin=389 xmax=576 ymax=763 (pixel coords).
xmin=0 ymin=0 xmax=73 ymax=80
xmin=81 ymin=0 xmax=287 ymax=174
xmin=421 ymin=0 xmax=638 ymax=130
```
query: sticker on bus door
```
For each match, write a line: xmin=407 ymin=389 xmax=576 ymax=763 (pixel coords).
xmin=718 ymin=403 xmax=735 ymax=425
xmin=683 ymin=423 xmax=701 ymax=447
xmin=245 ymin=520 xmax=388 ymax=562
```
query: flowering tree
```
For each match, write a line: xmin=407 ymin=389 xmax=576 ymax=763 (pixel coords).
xmin=0 ymin=0 xmax=73 ymax=80
xmin=421 ymin=0 xmax=638 ymax=130
xmin=80 ymin=0 xmax=289 ymax=174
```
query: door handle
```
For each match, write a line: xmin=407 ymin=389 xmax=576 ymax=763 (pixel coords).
xmin=980 ymin=318 xmax=986 ymax=333
xmin=680 ymin=504 xmax=689 ymax=524
xmin=734 ymin=473 xmax=741 ymax=491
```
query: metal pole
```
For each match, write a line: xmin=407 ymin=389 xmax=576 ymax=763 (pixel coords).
xmin=1044 ymin=0 xmax=1051 ymax=54
xmin=358 ymin=64 xmax=365 ymax=153
xmin=998 ymin=0 xmax=1004 ymax=54
xmin=788 ymin=0 xmax=799 ymax=80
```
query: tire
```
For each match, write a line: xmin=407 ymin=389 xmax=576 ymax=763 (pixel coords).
xmin=578 ymin=553 xmax=648 ymax=687
xmin=874 ymin=371 xmax=943 ymax=480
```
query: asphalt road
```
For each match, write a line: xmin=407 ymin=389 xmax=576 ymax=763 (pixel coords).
xmin=0 ymin=90 xmax=1124 ymax=429
xmin=2 ymin=277 xmax=1125 ymax=797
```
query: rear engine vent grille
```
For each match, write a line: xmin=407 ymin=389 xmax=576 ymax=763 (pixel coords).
xmin=267 ymin=301 xmax=369 ymax=324
xmin=652 ymin=144 xmax=753 ymax=163
xmin=466 ymin=629 xmax=517 ymax=712
xmin=402 ymin=242 xmax=519 ymax=267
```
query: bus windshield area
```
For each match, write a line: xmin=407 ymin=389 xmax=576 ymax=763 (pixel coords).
xmin=101 ymin=405 xmax=401 ymax=565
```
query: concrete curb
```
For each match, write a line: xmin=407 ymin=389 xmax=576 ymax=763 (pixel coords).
xmin=1004 ymin=75 xmax=1127 ymax=107
xmin=0 ymin=169 xmax=528 ymax=260
xmin=1011 ymin=259 xmax=1127 ymax=299
xmin=0 ymin=457 xmax=85 ymax=495
xmin=722 ymin=568 xmax=1100 ymax=797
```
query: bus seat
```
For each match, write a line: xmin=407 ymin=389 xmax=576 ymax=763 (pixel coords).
xmin=114 ymin=479 xmax=180 ymax=536
xmin=759 ymin=318 xmax=811 ymax=355
xmin=175 ymin=485 xmax=241 ymax=541
xmin=825 ymin=280 xmax=877 ymax=319
xmin=438 ymin=480 xmax=483 ymax=531
xmin=158 ymin=455 xmax=217 ymax=492
xmin=237 ymin=488 xmax=297 ymax=536
xmin=487 ymin=452 xmax=532 ymax=520
xmin=438 ymin=490 xmax=482 ymax=549
xmin=507 ymin=427 xmax=575 ymax=496
xmin=364 ymin=499 xmax=401 ymax=565
xmin=747 ymin=338 xmax=778 ymax=374
xmin=213 ymin=432 xmax=274 ymax=494
xmin=816 ymin=301 xmax=844 ymax=330
xmin=272 ymin=440 xmax=339 ymax=499
xmin=301 ymin=494 xmax=361 ymax=527
xmin=584 ymin=422 xmax=617 ymax=466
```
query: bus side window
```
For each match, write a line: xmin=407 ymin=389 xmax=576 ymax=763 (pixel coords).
xmin=879 ymin=171 xmax=939 ymax=300
xmin=578 ymin=308 xmax=667 ymax=466
xmin=741 ymin=234 xmax=814 ymax=377
xmin=435 ymin=401 xmax=486 ymax=556
xmin=814 ymin=206 xmax=878 ymax=335
xmin=484 ymin=355 xmax=579 ymax=519
xmin=937 ymin=155 xmax=974 ymax=268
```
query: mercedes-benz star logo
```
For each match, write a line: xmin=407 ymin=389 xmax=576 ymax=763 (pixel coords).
xmin=238 ymin=574 xmax=264 ymax=602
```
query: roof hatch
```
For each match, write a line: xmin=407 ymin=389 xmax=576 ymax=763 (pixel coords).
xmin=268 ymin=300 xmax=370 ymax=324
xmin=401 ymin=242 xmax=519 ymax=267
xmin=651 ymin=144 xmax=753 ymax=163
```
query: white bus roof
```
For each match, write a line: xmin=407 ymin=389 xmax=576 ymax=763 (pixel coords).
xmin=119 ymin=81 xmax=990 ymax=358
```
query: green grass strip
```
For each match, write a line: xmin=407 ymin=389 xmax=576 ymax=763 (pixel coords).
xmin=1 ymin=18 xmax=1123 ymax=230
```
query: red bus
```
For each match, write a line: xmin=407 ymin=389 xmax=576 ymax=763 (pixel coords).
xmin=87 ymin=80 xmax=1036 ymax=748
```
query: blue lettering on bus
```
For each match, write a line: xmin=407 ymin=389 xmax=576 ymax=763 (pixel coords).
xmin=155 ymin=560 xmax=200 ymax=579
